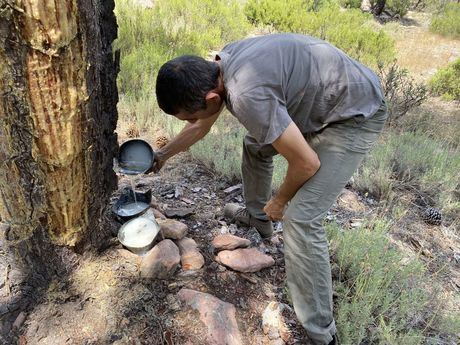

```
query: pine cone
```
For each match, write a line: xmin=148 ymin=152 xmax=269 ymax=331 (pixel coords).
xmin=125 ymin=122 xmax=140 ymax=138
xmin=155 ymin=135 xmax=169 ymax=148
xmin=421 ymin=207 xmax=442 ymax=226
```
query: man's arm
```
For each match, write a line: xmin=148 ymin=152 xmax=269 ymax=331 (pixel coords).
xmin=153 ymin=112 xmax=220 ymax=172
xmin=263 ymin=122 xmax=321 ymax=220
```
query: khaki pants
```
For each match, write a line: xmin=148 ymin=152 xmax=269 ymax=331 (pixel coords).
xmin=242 ymin=102 xmax=388 ymax=344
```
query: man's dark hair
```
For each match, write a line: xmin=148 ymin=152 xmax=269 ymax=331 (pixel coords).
xmin=156 ymin=55 xmax=220 ymax=115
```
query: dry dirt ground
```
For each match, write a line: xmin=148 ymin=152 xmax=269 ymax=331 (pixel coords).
xmin=11 ymin=144 xmax=459 ymax=344
xmin=14 ymin=152 xmax=310 ymax=345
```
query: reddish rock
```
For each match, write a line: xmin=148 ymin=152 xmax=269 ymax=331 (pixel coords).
xmin=177 ymin=237 xmax=204 ymax=270
xmin=158 ymin=219 xmax=188 ymax=240
xmin=140 ymin=240 xmax=180 ymax=279
xmin=216 ymin=248 xmax=275 ymax=273
xmin=212 ymin=234 xmax=251 ymax=251
xmin=151 ymin=208 xmax=166 ymax=220
xmin=178 ymin=289 xmax=243 ymax=345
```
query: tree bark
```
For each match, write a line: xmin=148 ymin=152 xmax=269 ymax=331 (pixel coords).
xmin=0 ymin=0 xmax=118 ymax=337
xmin=372 ymin=0 xmax=386 ymax=16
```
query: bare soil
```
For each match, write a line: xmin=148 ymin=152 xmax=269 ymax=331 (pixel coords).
xmin=13 ymin=144 xmax=458 ymax=344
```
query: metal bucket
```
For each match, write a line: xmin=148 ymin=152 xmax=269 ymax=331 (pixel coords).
xmin=118 ymin=139 xmax=156 ymax=175
xmin=117 ymin=216 xmax=160 ymax=255
xmin=112 ymin=188 xmax=152 ymax=221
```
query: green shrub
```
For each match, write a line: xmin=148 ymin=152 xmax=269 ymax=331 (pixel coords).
xmin=339 ymin=0 xmax=362 ymax=9
xmin=386 ymin=0 xmax=411 ymax=17
xmin=327 ymin=220 xmax=438 ymax=344
xmin=115 ymin=0 xmax=250 ymax=98
xmin=245 ymin=1 xmax=395 ymax=68
xmin=430 ymin=2 xmax=460 ymax=38
xmin=428 ymin=58 xmax=460 ymax=101
xmin=355 ymin=131 xmax=460 ymax=214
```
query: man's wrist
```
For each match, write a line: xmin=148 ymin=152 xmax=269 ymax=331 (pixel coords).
xmin=272 ymin=194 xmax=289 ymax=207
xmin=156 ymin=148 xmax=169 ymax=161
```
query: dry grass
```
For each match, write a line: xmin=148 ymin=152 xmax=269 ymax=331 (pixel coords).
xmin=383 ymin=11 xmax=460 ymax=81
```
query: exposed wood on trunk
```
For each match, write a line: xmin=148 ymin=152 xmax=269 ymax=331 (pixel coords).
xmin=0 ymin=0 xmax=119 ymax=338
xmin=0 ymin=0 xmax=118 ymax=246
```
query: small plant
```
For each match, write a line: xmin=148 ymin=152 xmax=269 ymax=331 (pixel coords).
xmin=354 ymin=131 xmax=460 ymax=216
xmin=430 ymin=2 xmax=460 ymax=39
xmin=327 ymin=220 xmax=446 ymax=344
xmin=378 ymin=63 xmax=428 ymax=125
xmin=428 ymin=58 xmax=460 ymax=101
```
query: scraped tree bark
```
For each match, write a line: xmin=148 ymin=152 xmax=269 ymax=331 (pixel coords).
xmin=0 ymin=0 xmax=118 ymax=335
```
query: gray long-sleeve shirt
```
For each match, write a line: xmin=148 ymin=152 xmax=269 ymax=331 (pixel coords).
xmin=217 ymin=33 xmax=384 ymax=145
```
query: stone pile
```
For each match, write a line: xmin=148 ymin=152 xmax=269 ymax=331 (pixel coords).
xmin=212 ymin=234 xmax=275 ymax=273
xmin=120 ymin=208 xmax=205 ymax=279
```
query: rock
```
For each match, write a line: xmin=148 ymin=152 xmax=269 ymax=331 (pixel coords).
xmin=12 ymin=312 xmax=26 ymax=330
xmin=181 ymin=198 xmax=195 ymax=205
xmin=212 ymin=234 xmax=251 ymax=251
xmin=158 ymin=219 xmax=188 ymax=240
xmin=178 ymin=289 xmax=243 ymax=345
xmin=216 ymin=248 xmax=275 ymax=273
xmin=219 ymin=225 xmax=229 ymax=234
xmin=116 ymin=249 xmax=141 ymax=265
xmin=164 ymin=207 xmax=194 ymax=218
xmin=176 ymin=237 xmax=204 ymax=270
xmin=337 ymin=189 xmax=365 ymax=212
xmin=140 ymin=240 xmax=180 ymax=279
xmin=152 ymin=208 xmax=166 ymax=220
xmin=223 ymin=184 xmax=242 ymax=194
xmin=262 ymin=302 xmax=289 ymax=343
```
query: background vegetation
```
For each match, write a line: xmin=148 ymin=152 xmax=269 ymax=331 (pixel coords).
xmin=430 ymin=2 xmax=460 ymax=38
xmin=114 ymin=0 xmax=459 ymax=343
xmin=428 ymin=58 xmax=460 ymax=101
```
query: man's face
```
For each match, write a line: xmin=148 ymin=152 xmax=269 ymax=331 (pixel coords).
xmin=175 ymin=98 xmax=223 ymax=124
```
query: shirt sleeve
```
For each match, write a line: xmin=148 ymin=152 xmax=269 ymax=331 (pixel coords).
xmin=232 ymin=89 xmax=292 ymax=145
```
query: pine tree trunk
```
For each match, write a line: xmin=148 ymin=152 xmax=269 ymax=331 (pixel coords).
xmin=372 ymin=0 xmax=386 ymax=15
xmin=0 ymin=0 xmax=119 ymax=336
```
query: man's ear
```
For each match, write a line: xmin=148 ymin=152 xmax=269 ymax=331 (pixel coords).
xmin=205 ymin=91 xmax=220 ymax=103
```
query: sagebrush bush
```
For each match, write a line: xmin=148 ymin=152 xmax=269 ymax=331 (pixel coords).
xmin=378 ymin=63 xmax=428 ymax=125
xmin=327 ymin=220 xmax=439 ymax=344
xmin=245 ymin=1 xmax=395 ymax=68
xmin=430 ymin=2 xmax=460 ymax=39
xmin=428 ymin=58 xmax=460 ymax=101
xmin=355 ymin=131 xmax=460 ymax=214
xmin=386 ymin=0 xmax=411 ymax=16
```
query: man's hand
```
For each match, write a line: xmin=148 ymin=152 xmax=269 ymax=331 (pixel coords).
xmin=264 ymin=197 xmax=285 ymax=221
xmin=152 ymin=150 xmax=167 ymax=173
